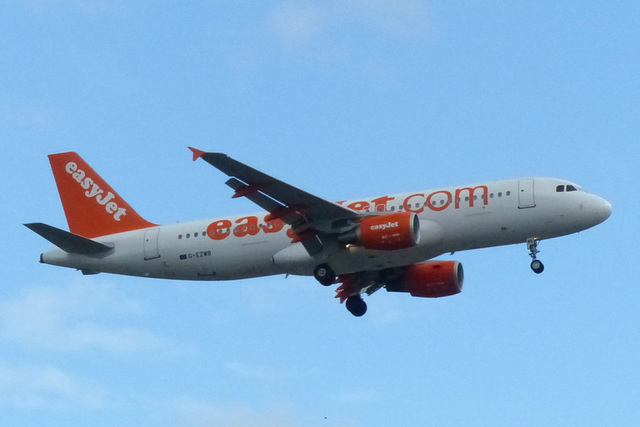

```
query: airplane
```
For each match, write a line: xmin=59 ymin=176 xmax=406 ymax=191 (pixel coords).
xmin=25 ymin=149 xmax=612 ymax=317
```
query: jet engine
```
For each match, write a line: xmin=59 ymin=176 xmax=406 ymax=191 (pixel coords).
xmin=339 ymin=212 xmax=420 ymax=251
xmin=386 ymin=261 xmax=464 ymax=298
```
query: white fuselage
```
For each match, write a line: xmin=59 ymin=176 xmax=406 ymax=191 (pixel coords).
xmin=40 ymin=178 xmax=611 ymax=280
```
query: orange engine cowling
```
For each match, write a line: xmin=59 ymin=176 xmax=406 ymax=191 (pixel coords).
xmin=353 ymin=212 xmax=420 ymax=250
xmin=386 ymin=261 xmax=464 ymax=298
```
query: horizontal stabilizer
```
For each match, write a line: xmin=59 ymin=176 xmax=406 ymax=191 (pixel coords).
xmin=24 ymin=223 xmax=113 ymax=255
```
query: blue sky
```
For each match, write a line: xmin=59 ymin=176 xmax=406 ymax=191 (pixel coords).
xmin=1 ymin=1 xmax=638 ymax=426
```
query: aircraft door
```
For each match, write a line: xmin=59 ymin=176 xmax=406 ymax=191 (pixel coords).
xmin=518 ymin=179 xmax=536 ymax=209
xmin=143 ymin=227 xmax=161 ymax=260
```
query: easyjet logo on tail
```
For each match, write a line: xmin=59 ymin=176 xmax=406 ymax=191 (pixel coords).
xmin=65 ymin=161 xmax=127 ymax=221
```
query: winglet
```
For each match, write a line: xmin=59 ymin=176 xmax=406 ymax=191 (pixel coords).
xmin=188 ymin=147 xmax=206 ymax=161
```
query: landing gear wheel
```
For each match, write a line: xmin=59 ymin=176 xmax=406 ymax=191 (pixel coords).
xmin=530 ymin=259 xmax=544 ymax=274
xmin=313 ymin=263 xmax=336 ymax=286
xmin=345 ymin=295 xmax=367 ymax=317
xmin=526 ymin=238 xmax=544 ymax=274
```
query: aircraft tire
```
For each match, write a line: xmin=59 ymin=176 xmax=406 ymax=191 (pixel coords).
xmin=346 ymin=295 xmax=367 ymax=317
xmin=530 ymin=259 xmax=544 ymax=274
xmin=314 ymin=263 xmax=336 ymax=286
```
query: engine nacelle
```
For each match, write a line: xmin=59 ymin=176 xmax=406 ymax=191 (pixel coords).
xmin=341 ymin=212 xmax=420 ymax=251
xmin=386 ymin=261 xmax=464 ymax=298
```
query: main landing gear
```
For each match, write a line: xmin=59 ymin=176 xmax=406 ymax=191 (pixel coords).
xmin=345 ymin=295 xmax=367 ymax=317
xmin=527 ymin=238 xmax=544 ymax=274
xmin=314 ymin=263 xmax=336 ymax=286
xmin=313 ymin=263 xmax=367 ymax=317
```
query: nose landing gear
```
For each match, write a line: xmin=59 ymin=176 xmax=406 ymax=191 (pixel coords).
xmin=527 ymin=238 xmax=544 ymax=274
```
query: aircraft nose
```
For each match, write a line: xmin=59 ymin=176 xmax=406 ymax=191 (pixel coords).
xmin=593 ymin=196 xmax=612 ymax=224
xmin=601 ymin=199 xmax=612 ymax=221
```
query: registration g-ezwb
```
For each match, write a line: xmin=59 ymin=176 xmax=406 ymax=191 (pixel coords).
xmin=26 ymin=149 xmax=611 ymax=316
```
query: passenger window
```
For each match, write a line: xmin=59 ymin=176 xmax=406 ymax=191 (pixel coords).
xmin=186 ymin=234 xmax=190 ymax=238
xmin=506 ymin=191 xmax=511 ymax=196
xmin=194 ymin=232 xmax=198 ymax=237
xmin=178 ymin=234 xmax=182 ymax=239
xmin=498 ymin=192 xmax=502 ymax=197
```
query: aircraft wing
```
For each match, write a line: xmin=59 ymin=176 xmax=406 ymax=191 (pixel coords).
xmin=189 ymin=148 xmax=360 ymax=255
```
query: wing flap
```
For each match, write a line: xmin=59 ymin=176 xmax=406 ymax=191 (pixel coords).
xmin=225 ymin=177 xmax=285 ymax=213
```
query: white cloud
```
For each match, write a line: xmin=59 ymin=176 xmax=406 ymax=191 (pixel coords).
xmin=347 ymin=0 xmax=432 ymax=39
xmin=267 ymin=0 xmax=431 ymax=50
xmin=0 ymin=100 xmax=57 ymax=130
xmin=335 ymin=388 xmax=380 ymax=404
xmin=170 ymin=397 xmax=297 ymax=427
xmin=0 ymin=281 xmax=185 ymax=355
xmin=0 ymin=362 xmax=108 ymax=409
xmin=226 ymin=361 xmax=281 ymax=380
xmin=262 ymin=1 xmax=433 ymax=84
xmin=225 ymin=361 xmax=317 ymax=381
xmin=226 ymin=362 xmax=297 ymax=380
xmin=269 ymin=3 xmax=324 ymax=50
xmin=22 ymin=0 xmax=125 ymax=16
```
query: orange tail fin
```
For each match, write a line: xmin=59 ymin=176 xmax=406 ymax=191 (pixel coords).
xmin=48 ymin=152 xmax=156 ymax=238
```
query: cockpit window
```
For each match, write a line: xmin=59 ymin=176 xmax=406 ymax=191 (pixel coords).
xmin=557 ymin=184 xmax=581 ymax=192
